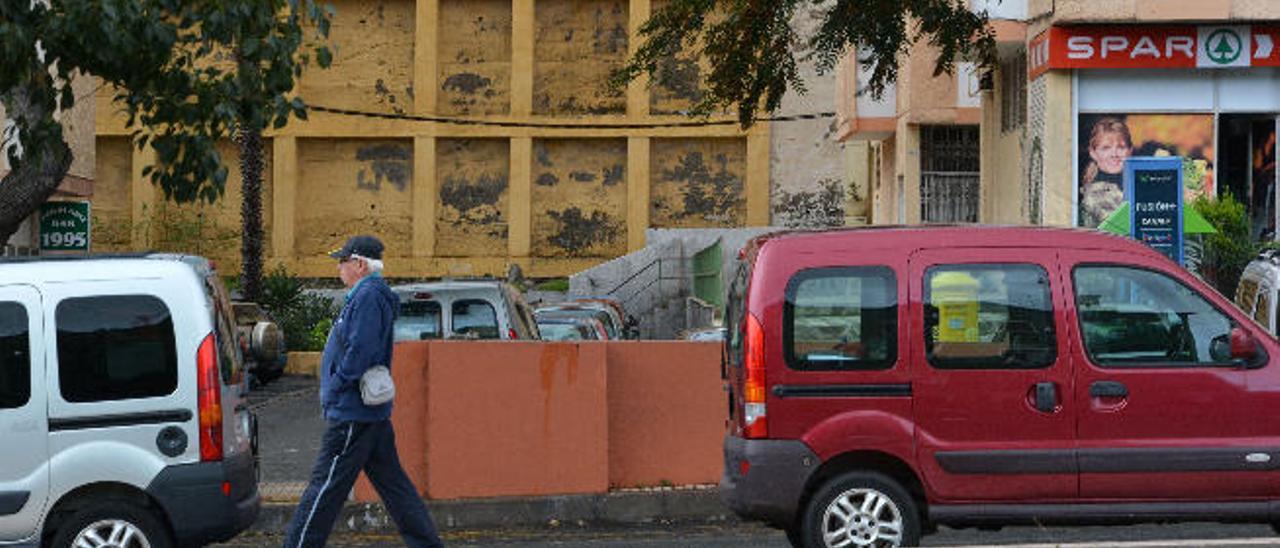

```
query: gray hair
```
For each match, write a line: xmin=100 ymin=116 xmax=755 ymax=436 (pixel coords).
xmin=351 ymin=253 xmax=384 ymax=273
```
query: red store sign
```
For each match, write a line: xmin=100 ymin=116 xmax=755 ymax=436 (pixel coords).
xmin=1029 ymin=25 xmax=1280 ymax=79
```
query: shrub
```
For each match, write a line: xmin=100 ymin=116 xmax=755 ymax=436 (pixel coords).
xmin=1193 ymin=193 xmax=1257 ymax=297
xmin=259 ymin=264 xmax=338 ymax=352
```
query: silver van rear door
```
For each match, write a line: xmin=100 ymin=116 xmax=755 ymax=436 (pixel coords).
xmin=0 ymin=284 xmax=48 ymax=542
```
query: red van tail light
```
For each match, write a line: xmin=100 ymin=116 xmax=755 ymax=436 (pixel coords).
xmin=743 ymin=312 xmax=767 ymax=439
xmin=197 ymin=333 xmax=224 ymax=462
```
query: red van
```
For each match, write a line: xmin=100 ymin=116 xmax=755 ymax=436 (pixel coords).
xmin=720 ymin=226 xmax=1279 ymax=547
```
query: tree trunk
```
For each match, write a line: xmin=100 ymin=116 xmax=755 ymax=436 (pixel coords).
xmin=238 ymin=124 xmax=264 ymax=301
xmin=0 ymin=82 xmax=73 ymax=247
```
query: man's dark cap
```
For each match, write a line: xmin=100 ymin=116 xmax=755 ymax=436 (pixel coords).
xmin=329 ymin=235 xmax=384 ymax=260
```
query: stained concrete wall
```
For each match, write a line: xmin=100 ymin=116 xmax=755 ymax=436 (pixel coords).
xmin=297 ymin=0 xmax=416 ymax=115
xmin=647 ymin=0 xmax=707 ymax=116
xmin=531 ymin=139 xmax=628 ymax=257
xmin=296 ymin=139 xmax=413 ymax=257
xmin=769 ymin=2 xmax=850 ymax=229
xmin=92 ymin=137 xmax=134 ymax=251
xmin=439 ymin=0 xmax=512 ymax=115
xmin=650 ymin=138 xmax=746 ymax=228
xmin=93 ymin=0 xmax=770 ymax=278
xmin=534 ymin=0 xmax=628 ymax=115
xmin=436 ymin=139 xmax=510 ymax=256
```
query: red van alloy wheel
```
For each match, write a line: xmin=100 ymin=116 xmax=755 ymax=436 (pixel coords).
xmin=803 ymin=472 xmax=921 ymax=548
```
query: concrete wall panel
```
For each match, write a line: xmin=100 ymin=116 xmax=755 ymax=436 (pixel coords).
xmin=424 ymin=342 xmax=609 ymax=499
xmin=296 ymin=139 xmax=413 ymax=258
xmin=439 ymin=0 xmax=512 ymax=115
xmin=91 ymin=137 xmax=133 ymax=251
xmin=607 ymin=342 xmax=724 ymax=488
xmin=531 ymin=139 xmax=628 ymax=257
xmin=650 ymin=138 xmax=746 ymax=228
xmin=297 ymin=0 xmax=415 ymax=115
xmin=534 ymin=0 xmax=628 ymax=115
xmin=647 ymin=0 xmax=707 ymax=116
xmin=436 ymin=138 xmax=510 ymax=257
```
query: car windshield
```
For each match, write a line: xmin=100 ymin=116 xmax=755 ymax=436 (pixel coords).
xmin=395 ymin=300 xmax=443 ymax=341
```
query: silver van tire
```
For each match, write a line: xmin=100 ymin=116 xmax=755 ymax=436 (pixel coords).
xmin=801 ymin=471 xmax=921 ymax=548
xmin=50 ymin=498 xmax=172 ymax=548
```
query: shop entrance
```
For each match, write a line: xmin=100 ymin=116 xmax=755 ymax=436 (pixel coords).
xmin=1218 ymin=114 xmax=1278 ymax=241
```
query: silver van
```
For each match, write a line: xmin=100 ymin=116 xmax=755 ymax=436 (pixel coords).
xmin=0 ymin=254 xmax=258 ymax=548
xmin=390 ymin=280 xmax=540 ymax=341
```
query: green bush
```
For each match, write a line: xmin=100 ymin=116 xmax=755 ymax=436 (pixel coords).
xmin=534 ymin=278 xmax=570 ymax=292
xmin=1193 ymin=193 xmax=1257 ymax=297
xmin=260 ymin=264 xmax=338 ymax=352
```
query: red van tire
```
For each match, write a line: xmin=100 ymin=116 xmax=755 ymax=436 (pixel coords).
xmin=785 ymin=525 xmax=804 ymax=547
xmin=801 ymin=471 xmax=921 ymax=548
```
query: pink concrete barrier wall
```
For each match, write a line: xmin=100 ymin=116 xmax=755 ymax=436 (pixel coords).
xmin=352 ymin=340 xmax=723 ymax=502
xmin=606 ymin=342 xmax=725 ymax=488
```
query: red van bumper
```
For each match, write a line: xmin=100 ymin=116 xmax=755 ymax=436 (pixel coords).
xmin=719 ymin=435 xmax=819 ymax=527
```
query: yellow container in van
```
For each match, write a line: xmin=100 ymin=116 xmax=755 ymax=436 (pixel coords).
xmin=932 ymin=271 xmax=980 ymax=342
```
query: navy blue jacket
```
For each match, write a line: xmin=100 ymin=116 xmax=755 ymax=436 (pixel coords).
xmin=320 ymin=273 xmax=397 ymax=422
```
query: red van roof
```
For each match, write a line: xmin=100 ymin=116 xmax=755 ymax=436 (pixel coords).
xmin=742 ymin=225 xmax=1165 ymax=261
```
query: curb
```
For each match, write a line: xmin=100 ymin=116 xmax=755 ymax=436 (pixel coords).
xmin=251 ymin=488 xmax=731 ymax=534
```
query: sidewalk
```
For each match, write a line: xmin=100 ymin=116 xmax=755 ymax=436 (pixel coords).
xmin=249 ymin=376 xmax=731 ymax=534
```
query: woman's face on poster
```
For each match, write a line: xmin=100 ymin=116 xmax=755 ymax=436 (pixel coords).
xmin=1089 ymin=133 xmax=1132 ymax=175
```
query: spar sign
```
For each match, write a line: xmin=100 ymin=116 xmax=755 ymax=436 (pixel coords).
xmin=1029 ymin=25 xmax=1280 ymax=78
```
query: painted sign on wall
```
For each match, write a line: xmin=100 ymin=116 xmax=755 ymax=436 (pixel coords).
xmin=1030 ymin=25 xmax=1280 ymax=78
xmin=39 ymin=201 xmax=91 ymax=252
xmin=1126 ymin=157 xmax=1184 ymax=264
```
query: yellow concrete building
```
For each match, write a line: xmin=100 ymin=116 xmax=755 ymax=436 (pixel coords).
xmin=93 ymin=0 xmax=776 ymax=278
xmin=842 ymin=0 xmax=1280 ymax=239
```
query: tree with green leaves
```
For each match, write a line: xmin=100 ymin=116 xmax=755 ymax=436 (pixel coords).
xmin=0 ymin=0 xmax=333 ymax=257
xmin=615 ymin=0 xmax=996 ymax=127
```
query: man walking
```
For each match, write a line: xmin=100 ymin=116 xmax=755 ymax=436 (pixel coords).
xmin=283 ymin=235 xmax=445 ymax=548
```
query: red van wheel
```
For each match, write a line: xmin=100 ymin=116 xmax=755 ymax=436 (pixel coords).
xmin=802 ymin=471 xmax=921 ymax=548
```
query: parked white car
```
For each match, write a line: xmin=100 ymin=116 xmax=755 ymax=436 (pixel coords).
xmin=0 ymin=254 xmax=259 ymax=548
xmin=390 ymin=280 xmax=540 ymax=341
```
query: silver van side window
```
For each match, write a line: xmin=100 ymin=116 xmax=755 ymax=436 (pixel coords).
xmin=0 ymin=302 xmax=30 ymax=409
xmin=56 ymin=295 xmax=178 ymax=402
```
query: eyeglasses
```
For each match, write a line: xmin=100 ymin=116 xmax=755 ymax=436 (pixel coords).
xmin=339 ymin=257 xmax=355 ymax=265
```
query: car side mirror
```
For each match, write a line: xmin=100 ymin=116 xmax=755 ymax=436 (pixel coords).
xmin=1230 ymin=327 xmax=1261 ymax=368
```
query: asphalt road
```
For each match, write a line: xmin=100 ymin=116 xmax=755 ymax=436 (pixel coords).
xmin=217 ymin=521 xmax=1280 ymax=547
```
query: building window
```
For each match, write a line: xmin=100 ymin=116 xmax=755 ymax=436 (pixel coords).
xmin=1001 ymin=54 xmax=1027 ymax=133
xmin=920 ymin=125 xmax=980 ymax=223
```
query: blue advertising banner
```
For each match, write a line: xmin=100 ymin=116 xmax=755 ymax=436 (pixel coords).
xmin=1124 ymin=157 xmax=1184 ymax=264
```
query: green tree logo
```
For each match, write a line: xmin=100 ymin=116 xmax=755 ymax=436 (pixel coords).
xmin=1206 ymin=29 xmax=1244 ymax=64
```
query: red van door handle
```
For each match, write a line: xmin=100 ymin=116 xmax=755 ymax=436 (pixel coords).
xmin=1032 ymin=382 xmax=1058 ymax=413
xmin=1090 ymin=381 xmax=1128 ymax=399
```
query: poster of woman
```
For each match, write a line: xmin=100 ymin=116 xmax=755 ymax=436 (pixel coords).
xmin=1077 ymin=113 xmax=1215 ymax=228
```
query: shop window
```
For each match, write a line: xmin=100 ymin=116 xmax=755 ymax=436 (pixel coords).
xmin=924 ymin=264 xmax=1056 ymax=370
xmin=784 ymin=267 xmax=898 ymax=371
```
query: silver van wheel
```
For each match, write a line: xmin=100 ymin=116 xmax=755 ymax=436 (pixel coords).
xmin=70 ymin=518 xmax=152 ymax=548
xmin=821 ymin=487 xmax=904 ymax=547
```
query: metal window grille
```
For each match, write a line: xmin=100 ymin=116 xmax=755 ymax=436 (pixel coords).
xmin=920 ymin=125 xmax=980 ymax=223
